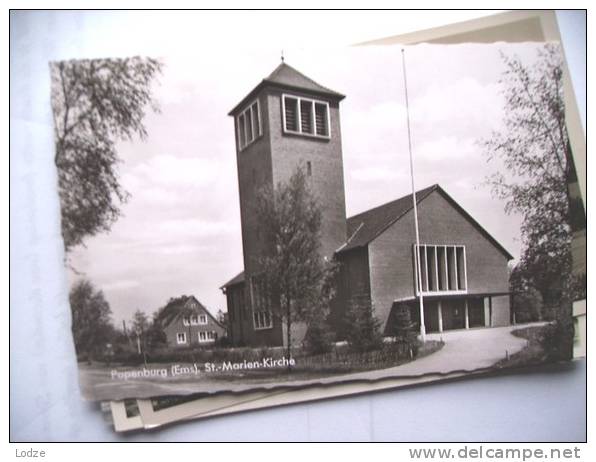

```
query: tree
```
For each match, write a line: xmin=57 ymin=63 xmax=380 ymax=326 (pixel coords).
xmin=146 ymin=311 xmax=168 ymax=350
xmin=131 ymin=309 xmax=149 ymax=352
xmin=51 ymin=57 xmax=162 ymax=252
xmin=344 ymin=294 xmax=383 ymax=353
xmin=303 ymin=310 xmax=335 ymax=355
xmin=481 ymin=44 xmax=583 ymax=326
xmin=216 ymin=309 xmax=227 ymax=329
xmin=69 ymin=279 xmax=114 ymax=361
xmin=255 ymin=166 xmax=335 ymax=362
xmin=509 ymin=264 xmax=543 ymax=323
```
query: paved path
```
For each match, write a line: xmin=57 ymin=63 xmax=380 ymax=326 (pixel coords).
xmin=341 ymin=322 xmax=546 ymax=381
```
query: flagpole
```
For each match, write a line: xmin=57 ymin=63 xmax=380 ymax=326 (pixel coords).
xmin=401 ymin=48 xmax=426 ymax=342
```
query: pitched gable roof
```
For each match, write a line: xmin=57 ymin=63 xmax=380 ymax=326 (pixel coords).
xmin=340 ymin=184 xmax=437 ymax=253
xmin=339 ymin=184 xmax=513 ymax=260
xmin=220 ymin=270 xmax=245 ymax=291
xmin=159 ymin=295 xmax=223 ymax=328
xmin=229 ymin=62 xmax=345 ymax=116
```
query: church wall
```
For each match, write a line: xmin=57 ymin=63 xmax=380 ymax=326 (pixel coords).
xmin=367 ymin=190 xmax=511 ymax=332
xmin=266 ymin=89 xmax=347 ymax=260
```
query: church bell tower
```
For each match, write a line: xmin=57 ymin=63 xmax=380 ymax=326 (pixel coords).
xmin=227 ymin=61 xmax=347 ymax=345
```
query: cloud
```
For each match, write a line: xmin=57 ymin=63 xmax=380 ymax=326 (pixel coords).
xmin=101 ymin=279 xmax=141 ymax=291
xmin=131 ymin=154 xmax=223 ymax=188
xmin=410 ymin=77 xmax=504 ymax=140
xmin=351 ymin=166 xmax=408 ymax=183
xmin=414 ymin=136 xmax=476 ymax=162
xmin=157 ymin=218 xmax=237 ymax=239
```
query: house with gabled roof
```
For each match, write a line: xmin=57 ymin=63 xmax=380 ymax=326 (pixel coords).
xmin=221 ymin=61 xmax=512 ymax=347
xmin=159 ymin=295 xmax=225 ymax=348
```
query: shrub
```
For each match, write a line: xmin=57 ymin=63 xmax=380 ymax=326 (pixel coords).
xmin=388 ymin=304 xmax=419 ymax=358
xmin=303 ymin=312 xmax=334 ymax=355
xmin=540 ymin=318 xmax=574 ymax=361
xmin=344 ymin=294 xmax=383 ymax=353
xmin=511 ymin=287 xmax=543 ymax=323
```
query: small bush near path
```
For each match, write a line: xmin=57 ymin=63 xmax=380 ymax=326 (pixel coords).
xmin=493 ymin=324 xmax=569 ymax=369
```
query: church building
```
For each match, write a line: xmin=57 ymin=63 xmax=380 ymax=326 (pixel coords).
xmin=220 ymin=62 xmax=512 ymax=347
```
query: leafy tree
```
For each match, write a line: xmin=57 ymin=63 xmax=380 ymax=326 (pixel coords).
xmin=344 ymin=294 xmax=383 ymax=353
xmin=146 ymin=311 xmax=168 ymax=350
xmin=131 ymin=309 xmax=151 ymax=363
xmin=69 ymin=279 xmax=114 ymax=361
xmin=481 ymin=44 xmax=584 ymax=330
xmin=388 ymin=304 xmax=418 ymax=356
xmin=51 ymin=57 xmax=162 ymax=252
xmin=509 ymin=264 xmax=543 ymax=323
xmin=255 ymin=166 xmax=336 ymax=362
xmin=216 ymin=309 xmax=227 ymax=329
xmin=132 ymin=309 xmax=149 ymax=333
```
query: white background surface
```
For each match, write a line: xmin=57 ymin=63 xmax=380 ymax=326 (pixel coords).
xmin=9 ymin=10 xmax=586 ymax=442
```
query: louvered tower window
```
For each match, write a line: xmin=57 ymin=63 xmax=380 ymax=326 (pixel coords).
xmin=237 ymin=99 xmax=262 ymax=151
xmin=284 ymin=97 xmax=299 ymax=132
xmin=300 ymin=100 xmax=313 ymax=134
xmin=282 ymin=94 xmax=330 ymax=139
xmin=315 ymin=103 xmax=328 ymax=136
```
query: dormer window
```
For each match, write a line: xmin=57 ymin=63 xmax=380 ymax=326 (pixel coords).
xmin=282 ymin=94 xmax=329 ymax=139
xmin=237 ymin=99 xmax=261 ymax=150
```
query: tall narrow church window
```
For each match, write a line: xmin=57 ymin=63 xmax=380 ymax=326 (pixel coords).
xmin=237 ymin=99 xmax=262 ymax=150
xmin=414 ymin=244 xmax=467 ymax=295
xmin=283 ymin=94 xmax=330 ymax=139
xmin=251 ymin=276 xmax=273 ymax=330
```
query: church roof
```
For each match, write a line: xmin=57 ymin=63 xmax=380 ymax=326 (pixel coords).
xmin=228 ymin=62 xmax=345 ymax=116
xmin=220 ymin=270 xmax=245 ymax=290
xmin=340 ymin=184 xmax=513 ymax=260
xmin=220 ymin=185 xmax=513 ymax=290
xmin=341 ymin=184 xmax=437 ymax=253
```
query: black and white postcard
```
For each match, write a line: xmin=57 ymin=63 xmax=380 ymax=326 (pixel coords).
xmin=51 ymin=42 xmax=584 ymax=402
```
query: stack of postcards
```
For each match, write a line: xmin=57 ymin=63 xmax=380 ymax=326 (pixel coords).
xmin=51 ymin=38 xmax=585 ymax=431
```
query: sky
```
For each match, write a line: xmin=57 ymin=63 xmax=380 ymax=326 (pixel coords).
xmin=66 ymin=43 xmax=552 ymax=326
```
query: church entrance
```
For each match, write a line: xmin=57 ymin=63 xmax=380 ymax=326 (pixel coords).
xmin=441 ymin=299 xmax=466 ymax=330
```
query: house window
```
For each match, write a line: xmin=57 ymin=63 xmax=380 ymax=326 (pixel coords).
xmin=190 ymin=315 xmax=198 ymax=325
xmin=198 ymin=331 xmax=217 ymax=342
xmin=414 ymin=244 xmax=467 ymax=294
xmin=199 ymin=314 xmax=208 ymax=325
xmin=176 ymin=332 xmax=187 ymax=344
xmin=253 ymin=311 xmax=273 ymax=330
xmin=182 ymin=316 xmax=190 ymax=326
xmin=237 ymin=99 xmax=261 ymax=150
xmin=282 ymin=94 xmax=330 ymax=138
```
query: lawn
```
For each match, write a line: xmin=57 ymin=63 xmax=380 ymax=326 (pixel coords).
xmin=493 ymin=325 xmax=550 ymax=369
